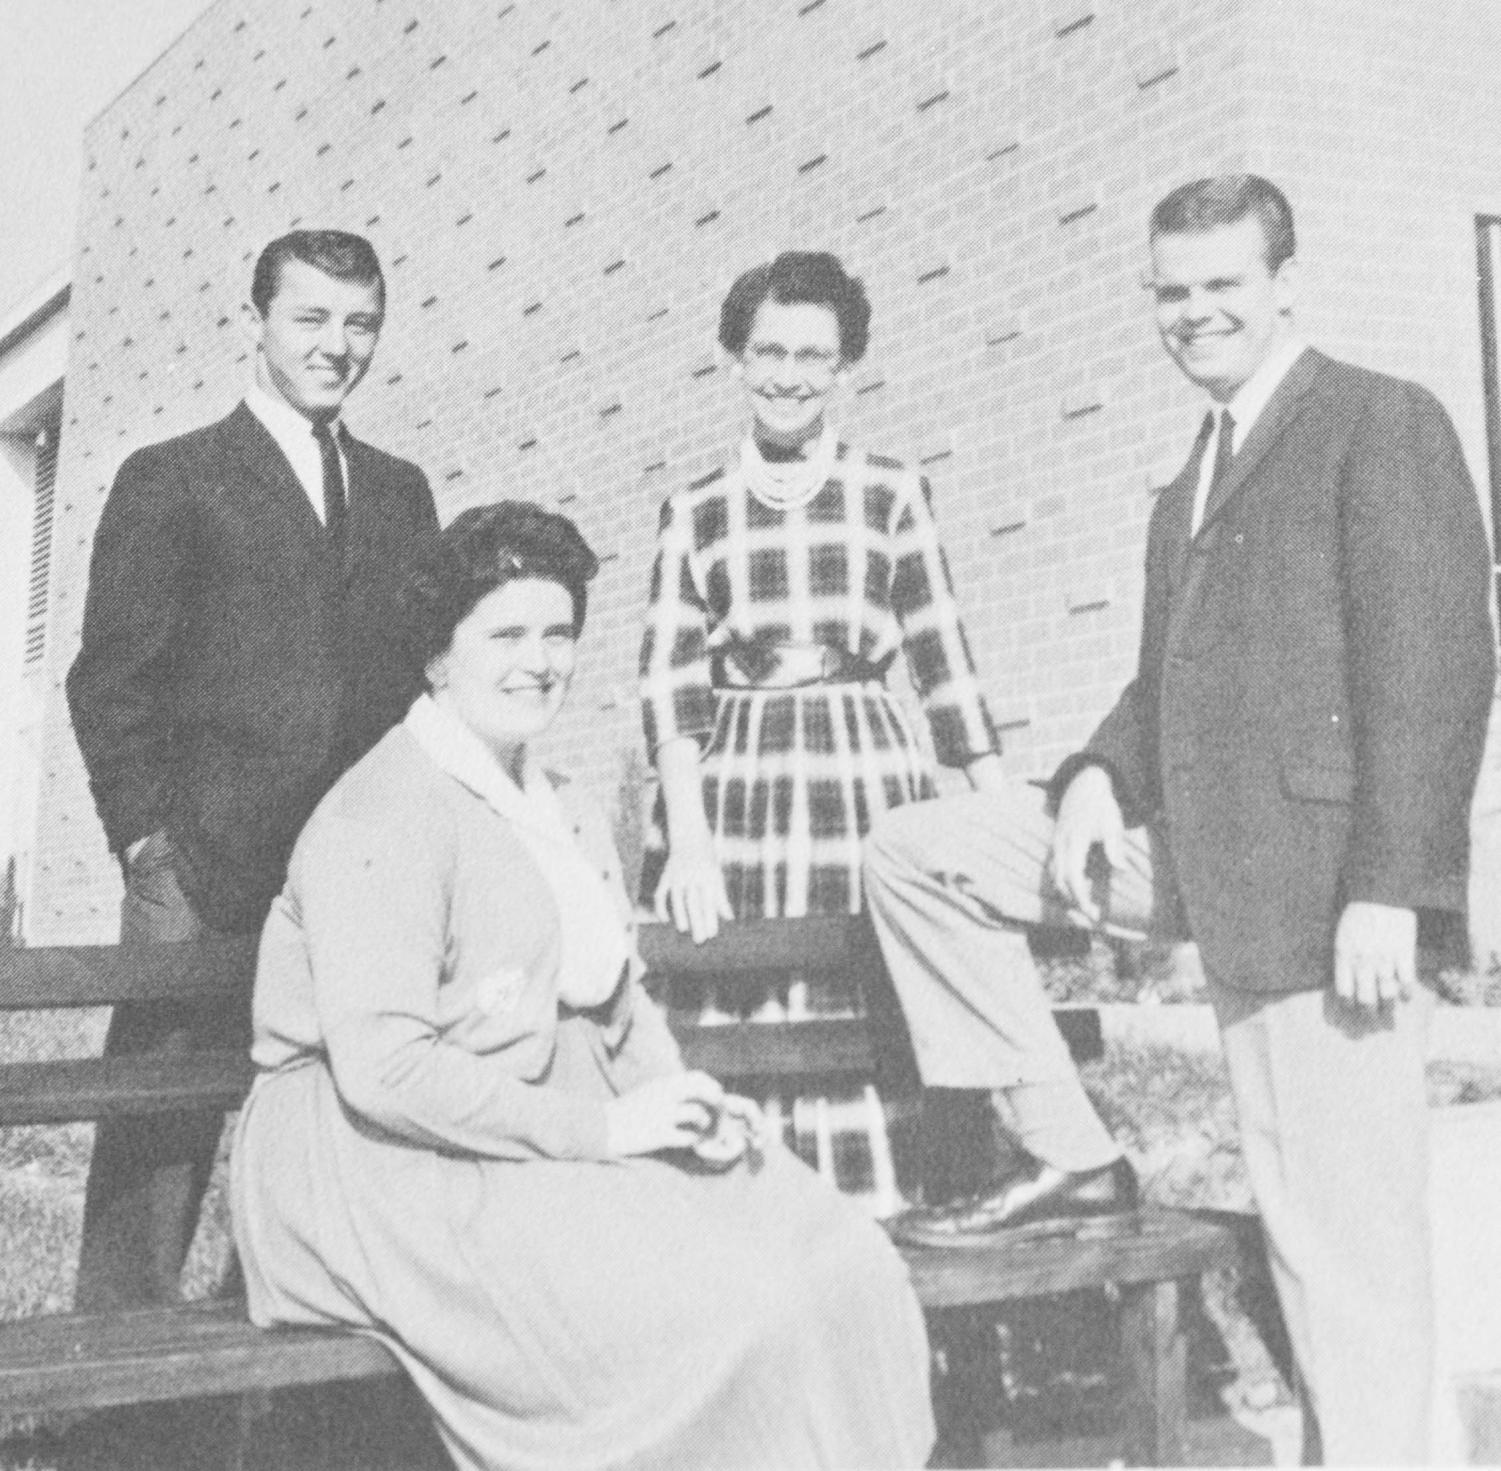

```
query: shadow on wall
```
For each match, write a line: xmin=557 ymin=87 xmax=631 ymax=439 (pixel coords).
xmin=613 ymin=746 xmax=651 ymax=908
xmin=0 ymin=858 xmax=19 ymax=948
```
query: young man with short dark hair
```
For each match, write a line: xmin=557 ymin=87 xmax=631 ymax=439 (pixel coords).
xmin=67 ymin=229 xmax=439 ymax=1310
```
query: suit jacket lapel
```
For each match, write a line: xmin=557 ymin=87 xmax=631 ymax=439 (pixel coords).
xmin=222 ymin=401 xmax=326 ymax=544
xmin=1164 ymin=412 xmax=1212 ymax=592
xmin=338 ymin=431 xmax=392 ymax=572
xmin=1194 ymin=348 xmax=1325 ymax=537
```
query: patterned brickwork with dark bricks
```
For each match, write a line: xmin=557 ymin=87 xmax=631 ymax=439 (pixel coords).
xmin=32 ymin=0 xmax=1501 ymax=941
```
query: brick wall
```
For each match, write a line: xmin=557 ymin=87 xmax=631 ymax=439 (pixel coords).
xmin=31 ymin=0 xmax=1495 ymax=942
xmin=1243 ymin=0 xmax=1501 ymax=482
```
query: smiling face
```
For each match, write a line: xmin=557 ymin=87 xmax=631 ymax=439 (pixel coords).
xmin=1148 ymin=215 xmax=1297 ymax=402
xmin=428 ymin=577 xmax=579 ymax=768
xmin=243 ymin=257 xmax=384 ymax=422
xmin=736 ymin=299 xmax=847 ymax=450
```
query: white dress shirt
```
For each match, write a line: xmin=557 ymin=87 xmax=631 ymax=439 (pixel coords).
xmin=244 ymin=383 xmax=348 ymax=525
xmin=1190 ymin=338 xmax=1306 ymax=537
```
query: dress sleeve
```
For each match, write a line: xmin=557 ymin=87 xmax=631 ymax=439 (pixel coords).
xmin=639 ymin=493 xmax=718 ymax=759
xmin=889 ymin=474 xmax=1000 ymax=767
xmin=293 ymin=808 xmax=611 ymax=1163
xmin=604 ymin=981 xmax=686 ymax=1091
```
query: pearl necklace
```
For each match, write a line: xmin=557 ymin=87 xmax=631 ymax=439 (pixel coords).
xmin=740 ymin=423 xmax=839 ymax=511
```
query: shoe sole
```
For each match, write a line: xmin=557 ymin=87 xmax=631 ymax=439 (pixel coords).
xmin=889 ymin=1205 xmax=1143 ymax=1250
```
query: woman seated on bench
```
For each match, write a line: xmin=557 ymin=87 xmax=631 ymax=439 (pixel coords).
xmin=230 ymin=501 xmax=934 ymax=1471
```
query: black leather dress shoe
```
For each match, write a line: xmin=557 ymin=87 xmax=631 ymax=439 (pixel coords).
xmin=886 ymin=1156 xmax=1139 ymax=1248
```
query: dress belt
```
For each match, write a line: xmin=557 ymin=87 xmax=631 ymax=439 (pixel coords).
xmin=711 ymin=640 xmax=892 ymax=690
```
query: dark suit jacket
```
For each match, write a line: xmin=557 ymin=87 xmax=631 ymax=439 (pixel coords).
xmin=1055 ymin=350 xmax=1495 ymax=991
xmin=68 ymin=401 xmax=440 ymax=932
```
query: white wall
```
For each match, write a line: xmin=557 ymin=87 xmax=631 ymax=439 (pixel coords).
xmin=0 ymin=283 xmax=68 ymax=940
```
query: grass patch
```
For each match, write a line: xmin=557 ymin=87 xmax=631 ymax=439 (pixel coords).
xmin=1083 ymin=1039 xmax=1250 ymax=1211
xmin=0 ymin=1013 xmax=104 ymax=1186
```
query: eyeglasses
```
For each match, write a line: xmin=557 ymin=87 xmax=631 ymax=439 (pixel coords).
xmin=743 ymin=343 xmax=843 ymax=374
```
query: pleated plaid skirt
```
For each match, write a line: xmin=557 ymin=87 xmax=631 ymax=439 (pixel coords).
xmin=642 ymin=681 xmax=937 ymax=920
xmin=642 ymin=681 xmax=938 ymax=1216
xmin=642 ymin=684 xmax=936 ymax=1212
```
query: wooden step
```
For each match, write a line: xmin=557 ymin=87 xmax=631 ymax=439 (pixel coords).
xmin=0 ymin=1300 xmax=398 ymax=1416
xmin=902 ymin=1208 xmax=1237 ymax=1309
xmin=0 ymin=1209 xmax=1237 ymax=1417
xmin=0 ymin=1006 xmax=1101 ymax=1128
xmin=0 ymin=1052 xmax=255 ymax=1128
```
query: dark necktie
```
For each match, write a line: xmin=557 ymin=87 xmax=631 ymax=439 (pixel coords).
xmin=1193 ymin=408 xmax=1235 ymax=537
xmin=312 ymin=419 xmax=347 ymax=547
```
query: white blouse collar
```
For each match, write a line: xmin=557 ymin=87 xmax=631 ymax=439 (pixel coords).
xmin=403 ymin=694 xmax=632 ymax=1009
xmin=405 ymin=692 xmax=570 ymax=843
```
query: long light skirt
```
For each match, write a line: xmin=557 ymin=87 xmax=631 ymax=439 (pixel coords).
xmin=231 ymin=1056 xmax=934 ymax=1471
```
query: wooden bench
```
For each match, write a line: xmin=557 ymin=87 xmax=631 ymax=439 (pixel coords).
xmin=0 ymin=918 xmax=1237 ymax=1466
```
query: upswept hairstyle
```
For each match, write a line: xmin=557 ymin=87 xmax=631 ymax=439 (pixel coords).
xmin=250 ymin=230 xmax=386 ymax=315
xmin=405 ymin=501 xmax=600 ymax=668
xmin=1149 ymin=175 xmax=1297 ymax=272
xmin=718 ymin=251 xmax=872 ymax=363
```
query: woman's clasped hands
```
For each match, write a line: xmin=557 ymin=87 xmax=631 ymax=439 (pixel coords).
xmin=605 ymin=1070 xmax=766 ymax=1171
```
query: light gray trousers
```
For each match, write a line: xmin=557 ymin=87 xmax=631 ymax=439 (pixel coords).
xmin=862 ymin=781 xmax=1158 ymax=1090
xmin=861 ymin=783 xmax=1438 ymax=1464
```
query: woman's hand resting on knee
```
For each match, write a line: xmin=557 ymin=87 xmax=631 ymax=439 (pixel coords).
xmin=606 ymin=1072 xmax=767 ymax=1169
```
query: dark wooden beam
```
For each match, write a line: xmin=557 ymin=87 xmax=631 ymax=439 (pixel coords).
xmin=0 ymin=1053 xmax=254 ymax=1127
xmin=673 ymin=1016 xmax=875 ymax=1079
xmin=0 ymin=939 xmax=257 ymax=1009
xmin=0 ymin=918 xmax=865 ymax=1008
xmin=0 ymin=1301 xmax=398 ymax=1415
xmin=638 ymin=915 xmax=864 ymax=974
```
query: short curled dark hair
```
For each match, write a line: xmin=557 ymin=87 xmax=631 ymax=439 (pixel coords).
xmin=1150 ymin=175 xmax=1297 ymax=272
xmin=718 ymin=252 xmax=872 ymax=363
xmin=250 ymin=230 xmax=385 ymax=316
xmin=405 ymin=501 xmax=600 ymax=669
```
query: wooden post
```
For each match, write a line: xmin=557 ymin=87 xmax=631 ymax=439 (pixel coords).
xmin=927 ymin=1311 xmax=997 ymax=1469
xmin=1118 ymin=1278 xmax=1187 ymax=1466
xmin=229 ymin=1387 xmax=274 ymax=1471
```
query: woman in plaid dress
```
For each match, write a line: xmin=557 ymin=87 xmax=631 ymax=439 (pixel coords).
xmin=639 ymin=252 xmax=1006 ymax=936
xmin=638 ymin=256 xmax=1134 ymax=1231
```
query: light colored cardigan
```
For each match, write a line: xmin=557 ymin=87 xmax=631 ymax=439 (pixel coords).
xmin=251 ymin=723 xmax=683 ymax=1162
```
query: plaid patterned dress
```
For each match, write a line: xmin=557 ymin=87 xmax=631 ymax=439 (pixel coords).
xmin=639 ymin=441 xmax=998 ymax=920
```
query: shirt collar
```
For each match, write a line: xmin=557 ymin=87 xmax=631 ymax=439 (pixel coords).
xmin=244 ymin=381 xmax=342 ymax=458
xmin=403 ymin=693 xmax=563 ymax=841
xmin=1220 ymin=337 xmax=1306 ymax=446
xmin=402 ymin=693 xmax=635 ymax=1010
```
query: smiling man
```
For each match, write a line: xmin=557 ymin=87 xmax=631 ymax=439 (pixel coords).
xmin=1062 ymin=180 xmax=1494 ymax=1458
xmin=66 ymin=230 xmax=439 ymax=1311
xmin=1059 ymin=177 xmax=1495 ymax=1461
xmin=863 ymin=175 xmax=1494 ymax=1462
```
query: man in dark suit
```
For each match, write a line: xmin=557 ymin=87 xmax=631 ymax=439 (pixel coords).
xmin=865 ymin=176 xmax=1494 ymax=1462
xmin=67 ymin=230 xmax=439 ymax=1310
